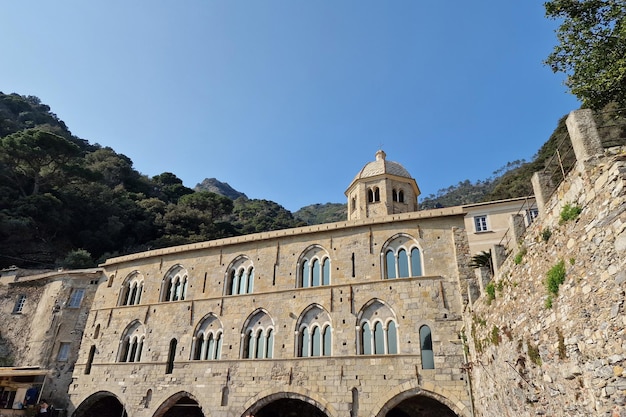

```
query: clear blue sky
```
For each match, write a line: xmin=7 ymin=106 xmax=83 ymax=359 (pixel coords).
xmin=1 ymin=1 xmax=579 ymax=212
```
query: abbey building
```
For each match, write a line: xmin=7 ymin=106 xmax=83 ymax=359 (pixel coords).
xmin=64 ymin=150 xmax=533 ymax=417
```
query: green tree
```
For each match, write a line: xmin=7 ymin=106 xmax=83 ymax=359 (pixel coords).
xmin=469 ymin=250 xmax=494 ymax=275
xmin=60 ymin=248 xmax=95 ymax=269
xmin=545 ymin=0 xmax=626 ymax=109
xmin=0 ymin=129 xmax=81 ymax=196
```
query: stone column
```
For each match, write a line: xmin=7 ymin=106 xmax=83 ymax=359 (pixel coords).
xmin=531 ymin=171 xmax=554 ymax=216
xmin=509 ymin=213 xmax=526 ymax=253
xmin=475 ymin=267 xmax=491 ymax=296
xmin=492 ymin=244 xmax=507 ymax=277
xmin=566 ymin=109 xmax=603 ymax=163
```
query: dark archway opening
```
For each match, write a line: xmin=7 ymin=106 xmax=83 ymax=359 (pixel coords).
xmin=161 ymin=397 xmax=204 ymax=417
xmin=255 ymin=398 xmax=327 ymax=417
xmin=73 ymin=394 xmax=126 ymax=417
xmin=386 ymin=395 xmax=458 ymax=417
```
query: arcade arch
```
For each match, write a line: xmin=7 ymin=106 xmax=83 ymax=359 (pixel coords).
xmin=376 ymin=388 xmax=468 ymax=417
xmin=72 ymin=391 xmax=127 ymax=417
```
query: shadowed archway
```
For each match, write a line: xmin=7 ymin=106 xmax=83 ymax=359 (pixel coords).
xmin=72 ymin=392 xmax=127 ymax=417
xmin=254 ymin=398 xmax=327 ymax=417
xmin=377 ymin=388 xmax=465 ymax=417
xmin=153 ymin=393 xmax=204 ymax=417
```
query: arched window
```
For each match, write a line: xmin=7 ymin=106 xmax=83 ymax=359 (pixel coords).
xmin=241 ymin=310 xmax=274 ymax=359
xmin=420 ymin=325 xmax=435 ymax=369
xmin=225 ymin=256 xmax=254 ymax=295
xmin=119 ymin=272 xmax=144 ymax=306
xmin=382 ymin=235 xmax=423 ymax=279
xmin=398 ymin=190 xmax=405 ymax=203
xmin=192 ymin=314 xmax=223 ymax=361
xmin=357 ymin=300 xmax=399 ymax=355
xmin=161 ymin=265 xmax=189 ymax=302
xmin=118 ymin=321 xmax=145 ymax=363
xmin=374 ymin=187 xmax=380 ymax=202
xmin=296 ymin=305 xmax=332 ymax=357
xmin=368 ymin=189 xmax=374 ymax=203
xmin=392 ymin=189 xmax=398 ymax=202
xmin=298 ymin=246 xmax=331 ymax=288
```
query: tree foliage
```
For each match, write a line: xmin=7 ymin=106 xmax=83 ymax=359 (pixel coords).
xmin=0 ymin=93 xmax=318 ymax=269
xmin=544 ymin=0 xmax=626 ymax=109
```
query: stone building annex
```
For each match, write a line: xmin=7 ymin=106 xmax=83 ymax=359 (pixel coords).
xmin=65 ymin=149 xmax=519 ymax=417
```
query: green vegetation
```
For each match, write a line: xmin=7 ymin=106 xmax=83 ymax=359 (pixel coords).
xmin=546 ymin=260 xmax=567 ymax=296
xmin=545 ymin=295 xmax=553 ymax=309
xmin=557 ymin=327 xmax=566 ymax=360
xmin=61 ymin=249 xmax=95 ymax=269
xmin=513 ymin=246 xmax=527 ymax=265
xmin=559 ymin=203 xmax=582 ymax=224
xmin=541 ymin=227 xmax=552 ymax=242
xmin=0 ymin=93 xmax=305 ymax=268
xmin=294 ymin=203 xmax=347 ymax=225
xmin=527 ymin=339 xmax=542 ymax=366
xmin=485 ymin=282 xmax=496 ymax=303
xmin=469 ymin=250 xmax=494 ymax=274
xmin=544 ymin=0 xmax=626 ymax=109
xmin=490 ymin=325 xmax=501 ymax=346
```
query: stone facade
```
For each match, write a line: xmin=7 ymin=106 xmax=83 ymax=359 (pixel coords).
xmin=68 ymin=209 xmax=475 ymax=417
xmin=0 ymin=268 xmax=102 ymax=411
xmin=0 ymin=150 xmax=550 ymax=417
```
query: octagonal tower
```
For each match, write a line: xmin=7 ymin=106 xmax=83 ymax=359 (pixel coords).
xmin=345 ymin=150 xmax=420 ymax=220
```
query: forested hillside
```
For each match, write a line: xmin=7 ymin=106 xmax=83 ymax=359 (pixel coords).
xmin=6 ymin=92 xmax=615 ymax=270
xmin=0 ymin=93 xmax=304 ymax=269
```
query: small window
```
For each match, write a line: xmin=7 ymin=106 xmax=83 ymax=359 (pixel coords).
xmin=57 ymin=342 xmax=71 ymax=361
xmin=526 ymin=208 xmax=539 ymax=224
xmin=13 ymin=295 xmax=26 ymax=314
xmin=474 ymin=215 xmax=488 ymax=232
xmin=68 ymin=289 xmax=85 ymax=308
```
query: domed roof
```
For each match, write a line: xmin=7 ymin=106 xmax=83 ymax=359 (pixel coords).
xmin=350 ymin=150 xmax=412 ymax=185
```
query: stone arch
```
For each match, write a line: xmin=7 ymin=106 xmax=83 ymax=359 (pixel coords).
xmin=72 ymin=390 xmax=127 ymax=417
xmin=152 ymin=391 xmax=204 ymax=417
xmin=296 ymin=244 xmax=332 ymax=287
xmin=224 ymin=254 xmax=255 ymax=295
xmin=374 ymin=383 xmax=471 ymax=417
xmin=380 ymin=233 xmax=424 ymax=279
xmin=242 ymin=388 xmax=338 ymax=417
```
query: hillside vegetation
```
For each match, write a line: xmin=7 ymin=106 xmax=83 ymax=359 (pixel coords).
xmin=0 ymin=93 xmax=303 ymax=269
xmin=6 ymin=92 xmax=612 ymax=270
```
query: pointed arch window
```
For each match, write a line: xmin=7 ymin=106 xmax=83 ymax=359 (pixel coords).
xmin=226 ymin=256 xmax=254 ymax=295
xmin=192 ymin=315 xmax=223 ymax=361
xmin=383 ymin=235 xmax=423 ymax=279
xmin=119 ymin=272 xmax=144 ymax=306
xmin=357 ymin=301 xmax=399 ymax=355
xmin=296 ymin=305 xmax=332 ymax=357
xmin=161 ymin=265 xmax=188 ymax=302
xmin=298 ymin=246 xmax=331 ymax=288
xmin=118 ymin=321 xmax=145 ymax=363
xmin=241 ymin=310 xmax=274 ymax=359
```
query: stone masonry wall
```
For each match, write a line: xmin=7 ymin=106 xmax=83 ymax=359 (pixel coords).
xmin=68 ymin=212 xmax=474 ymax=417
xmin=466 ymin=143 xmax=626 ymax=416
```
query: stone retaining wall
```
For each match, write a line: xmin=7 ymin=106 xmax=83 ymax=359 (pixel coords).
xmin=466 ymin=110 xmax=626 ymax=417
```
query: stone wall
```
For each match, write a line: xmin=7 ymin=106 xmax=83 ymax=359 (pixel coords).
xmin=466 ymin=110 xmax=626 ymax=416
xmin=0 ymin=269 xmax=101 ymax=409
xmin=68 ymin=212 xmax=474 ymax=417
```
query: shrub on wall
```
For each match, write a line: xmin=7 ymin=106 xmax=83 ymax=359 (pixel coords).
xmin=559 ymin=203 xmax=582 ymax=224
xmin=545 ymin=260 xmax=566 ymax=296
